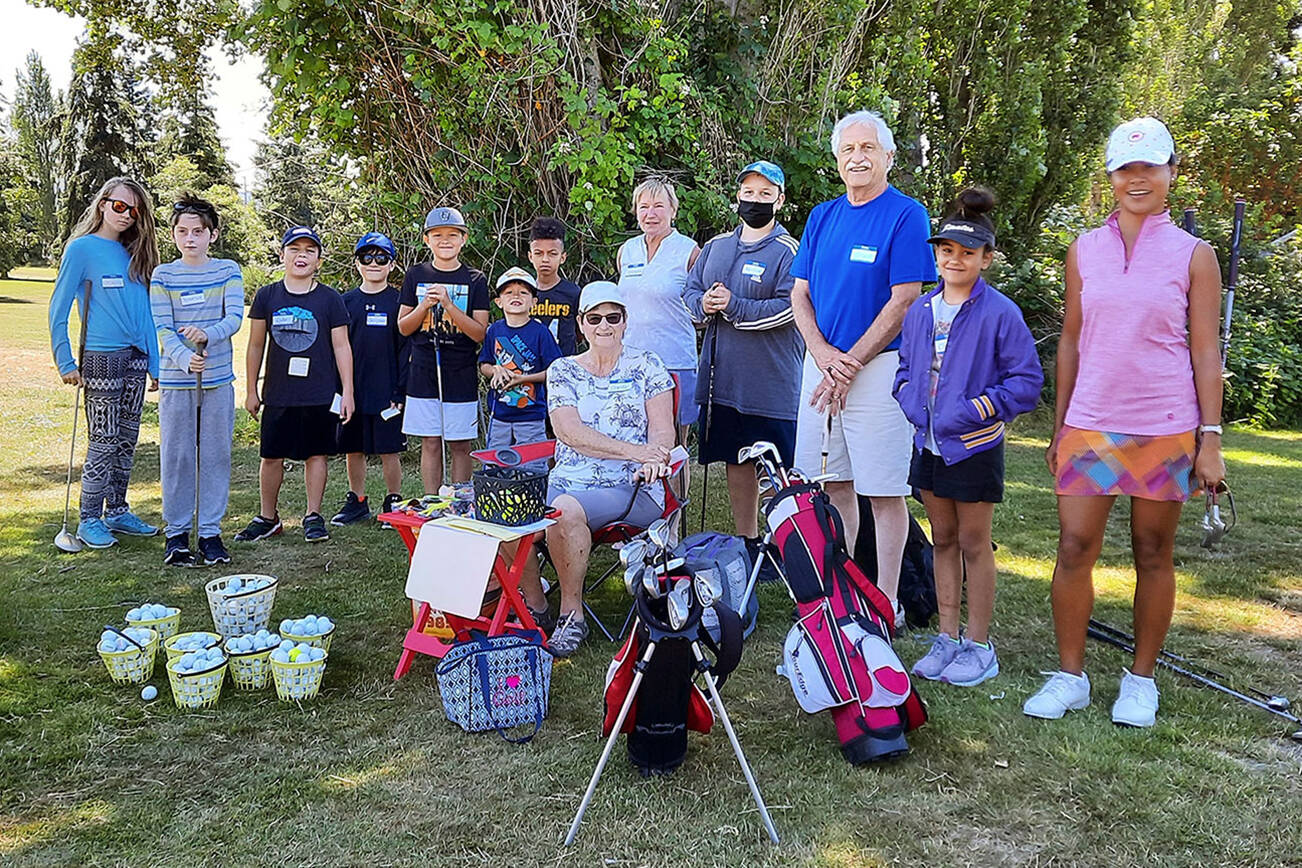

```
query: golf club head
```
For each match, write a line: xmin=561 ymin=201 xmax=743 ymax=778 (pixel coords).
xmin=668 ymin=579 xmax=692 ymax=630
xmin=1200 ymin=503 xmax=1227 ymax=549
xmin=646 ymin=519 xmax=671 ymax=550
xmin=655 ymin=557 xmax=685 ymax=574
xmin=694 ymin=573 xmax=717 ymax=608
xmin=641 ymin=565 xmax=664 ymax=599
xmin=54 ymin=527 xmax=82 ymax=553
xmin=623 ymin=563 xmax=642 ymax=596
xmin=619 ymin=539 xmax=648 ymax=567
xmin=1267 ymin=696 xmax=1292 ymax=712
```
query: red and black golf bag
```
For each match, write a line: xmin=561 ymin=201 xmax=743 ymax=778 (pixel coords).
xmin=767 ymin=482 xmax=927 ymax=763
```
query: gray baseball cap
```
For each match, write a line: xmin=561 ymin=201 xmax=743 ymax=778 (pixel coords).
xmin=423 ymin=206 xmax=467 ymax=233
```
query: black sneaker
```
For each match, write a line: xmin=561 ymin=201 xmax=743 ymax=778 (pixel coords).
xmin=235 ymin=515 xmax=283 ymax=542
xmin=747 ymin=536 xmax=783 ymax=584
xmin=303 ymin=512 xmax=330 ymax=543
xmin=198 ymin=535 xmax=232 ymax=565
xmin=163 ymin=533 xmax=193 ymax=567
xmin=330 ymin=491 xmax=371 ymax=526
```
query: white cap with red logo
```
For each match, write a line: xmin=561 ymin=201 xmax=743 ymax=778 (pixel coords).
xmin=1105 ymin=117 xmax=1176 ymax=172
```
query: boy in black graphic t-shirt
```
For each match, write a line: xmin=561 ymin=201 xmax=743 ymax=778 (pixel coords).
xmin=527 ymin=216 xmax=582 ymax=355
xmin=238 ymin=226 xmax=354 ymax=544
xmin=331 ymin=231 xmax=409 ymax=526
xmin=397 ymin=206 xmax=489 ymax=494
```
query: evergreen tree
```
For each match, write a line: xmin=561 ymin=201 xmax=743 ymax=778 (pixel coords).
xmin=10 ymin=52 xmax=61 ymax=260
xmin=158 ymin=89 xmax=234 ymax=190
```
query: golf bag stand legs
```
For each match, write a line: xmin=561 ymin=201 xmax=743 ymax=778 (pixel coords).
xmin=564 ymin=637 xmax=780 ymax=846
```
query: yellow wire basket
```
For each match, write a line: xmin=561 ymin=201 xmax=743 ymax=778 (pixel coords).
xmin=270 ymin=652 xmax=328 ymax=702
xmin=205 ymin=574 xmax=278 ymax=638
xmin=125 ymin=608 xmax=181 ymax=646
xmin=98 ymin=628 xmax=159 ymax=685
xmin=279 ymin=624 xmax=335 ymax=652
xmin=164 ymin=631 xmax=222 ymax=664
xmin=166 ymin=656 xmax=228 ymax=710
xmin=227 ymin=648 xmax=274 ymax=690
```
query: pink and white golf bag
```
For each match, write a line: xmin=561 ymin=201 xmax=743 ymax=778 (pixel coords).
xmin=767 ymin=482 xmax=928 ymax=763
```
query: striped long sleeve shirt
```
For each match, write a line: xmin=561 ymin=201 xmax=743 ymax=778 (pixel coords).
xmin=149 ymin=258 xmax=245 ymax=389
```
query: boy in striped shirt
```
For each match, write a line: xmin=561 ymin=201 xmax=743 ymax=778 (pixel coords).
xmin=149 ymin=193 xmax=245 ymax=566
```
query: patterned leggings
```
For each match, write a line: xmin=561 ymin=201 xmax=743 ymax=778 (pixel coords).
xmin=80 ymin=348 xmax=148 ymax=521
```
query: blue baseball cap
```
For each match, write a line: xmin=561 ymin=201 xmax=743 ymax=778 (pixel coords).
xmin=281 ymin=225 xmax=322 ymax=250
xmin=423 ymin=206 xmax=467 ymax=233
xmin=736 ymin=160 xmax=785 ymax=191
xmin=354 ymin=231 xmax=396 ymax=258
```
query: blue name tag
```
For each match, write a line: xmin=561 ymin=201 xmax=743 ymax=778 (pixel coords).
xmin=179 ymin=290 xmax=205 ymax=307
xmin=849 ymin=246 xmax=878 ymax=264
xmin=609 ymin=377 xmax=634 ymax=393
xmin=366 ymin=312 xmax=387 ymax=327
xmin=741 ymin=261 xmax=766 ymax=279
xmin=624 ymin=263 xmax=646 ymax=277
xmin=102 ymin=275 xmax=125 ymax=289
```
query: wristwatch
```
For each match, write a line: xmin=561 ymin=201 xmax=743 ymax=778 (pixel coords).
xmin=1199 ymin=424 xmax=1223 ymax=435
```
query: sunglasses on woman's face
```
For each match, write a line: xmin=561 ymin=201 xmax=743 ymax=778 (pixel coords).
xmin=357 ymin=252 xmax=392 ymax=266
xmin=102 ymin=198 xmax=139 ymax=219
xmin=584 ymin=311 xmax=625 ymax=326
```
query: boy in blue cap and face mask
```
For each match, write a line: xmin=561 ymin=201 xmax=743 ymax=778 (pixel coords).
xmin=331 ymin=231 xmax=410 ymax=525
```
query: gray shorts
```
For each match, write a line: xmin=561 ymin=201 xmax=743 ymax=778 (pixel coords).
xmin=546 ymin=483 xmax=663 ymax=530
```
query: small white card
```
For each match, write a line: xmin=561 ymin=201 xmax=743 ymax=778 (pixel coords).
xmin=849 ymin=245 xmax=878 ymax=264
xmin=330 ymin=393 xmax=343 ymax=415
xmin=272 ymin=313 xmax=295 ymax=327
xmin=366 ymin=311 xmax=388 ymax=327
xmin=102 ymin=275 xmax=125 ymax=289
xmin=287 ymin=356 xmax=310 ymax=377
xmin=380 ymin=406 xmax=401 ymax=421
xmin=179 ymin=290 xmax=205 ymax=307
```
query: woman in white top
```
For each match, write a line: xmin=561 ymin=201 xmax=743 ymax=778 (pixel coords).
xmin=616 ymin=177 xmax=702 ymax=435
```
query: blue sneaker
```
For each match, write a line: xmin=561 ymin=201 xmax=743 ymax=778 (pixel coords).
xmin=76 ymin=518 xmax=119 ymax=549
xmin=104 ymin=512 xmax=159 ymax=537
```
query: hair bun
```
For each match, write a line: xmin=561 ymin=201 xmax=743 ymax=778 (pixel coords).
xmin=954 ymin=186 xmax=996 ymax=219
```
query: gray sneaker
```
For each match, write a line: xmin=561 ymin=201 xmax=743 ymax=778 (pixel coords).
xmin=940 ymin=638 xmax=1000 ymax=686
xmin=548 ymin=611 xmax=589 ymax=658
xmin=912 ymin=632 xmax=962 ymax=680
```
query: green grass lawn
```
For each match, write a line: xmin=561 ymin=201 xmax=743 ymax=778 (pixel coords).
xmin=1 ymin=271 xmax=1300 ymax=866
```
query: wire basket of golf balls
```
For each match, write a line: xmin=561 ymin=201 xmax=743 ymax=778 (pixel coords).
xmin=97 ymin=627 xmax=159 ymax=685
xmin=278 ymin=615 xmax=336 ymax=652
xmin=224 ymin=630 xmax=281 ymax=690
xmin=125 ymin=603 xmax=181 ymax=646
xmin=269 ymin=641 xmax=329 ymax=701
xmin=471 ymin=466 xmax=547 ymax=526
xmin=166 ymin=647 xmax=228 ymax=710
xmin=205 ymin=574 xmax=278 ymax=638
xmin=164 ymin=631 xmax=222 ymax=664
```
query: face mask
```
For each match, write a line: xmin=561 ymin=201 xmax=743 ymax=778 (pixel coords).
xmin=737 ymin=199 xmax=776 ymax=229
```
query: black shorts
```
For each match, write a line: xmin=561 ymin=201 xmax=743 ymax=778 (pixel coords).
xmin=338 ymin=411 xmax=407 ymax=455
xmin=698 ymin=403 xmax=797 ymax=467
xmin=260 ymin=405 xmax=339 ymax=460
xmin=909 ymin=443 xmax=1004 ymax=503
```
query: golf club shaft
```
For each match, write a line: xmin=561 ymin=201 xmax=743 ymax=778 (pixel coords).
xmin=1088 ymin=618 xmax=1286 ymax=706
xmin=194 ymin=340 xmax=207 ymax=539
xmin=1086 ymin=627 xmax=1300 ymax=724
xmin=1182 ymin=208 xmax=1197 ymax=236
xmin=1222 ymin=199 xmax=1245 ymax=367
xmin=61 ymin=280 xmax=94 ymax=534
xmin=692 ymin=642 xmax=780 ymax=844
xmin=564 ymin=640 xmax=657 ymax=846
xmin=433 ymin=330 xmax=448 ymax=487
xmin=700 ymin=315 xmax=718 ymax=533
xmin=821 ymin=411 xmax=832 ymax=475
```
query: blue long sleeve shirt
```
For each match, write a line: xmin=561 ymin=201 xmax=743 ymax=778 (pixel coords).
xmin=149 ymin=258 xmax=245 ymax=388
xmin=49 ymin=234 xmax=160 ymax=378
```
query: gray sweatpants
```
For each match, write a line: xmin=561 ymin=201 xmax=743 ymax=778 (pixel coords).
xmin=159 ymin=383 xmax=235 ymax=537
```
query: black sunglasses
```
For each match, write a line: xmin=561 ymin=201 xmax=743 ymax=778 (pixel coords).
xmin=102 ymin=198 xmax=139 ymax=219
xmin=357 ymin=252 xmax=392 ymax=266
xmin=584 ymin=311 xmax=625 ymax=326
xmin=172 ymin=202 xmax=219 ymax=227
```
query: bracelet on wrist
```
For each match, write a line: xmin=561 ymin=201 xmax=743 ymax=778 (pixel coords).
xmin=1199 ymin=424 xmax=1223 ymax=436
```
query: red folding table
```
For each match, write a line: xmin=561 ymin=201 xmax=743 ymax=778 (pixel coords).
xmin=381 ymin=510 xmax=555 ymax=679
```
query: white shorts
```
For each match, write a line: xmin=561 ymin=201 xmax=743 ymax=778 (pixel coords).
xmin=401 ymin=397 xmax=479 ymax=440
xmin=794 ymin=351 xmax=912 ymax=496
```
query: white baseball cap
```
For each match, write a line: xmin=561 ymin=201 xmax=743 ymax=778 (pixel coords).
xmin=1105 ymin=117 xmax=1176 ymax=172
xmin=495 ymin=266 xmax=538 ymax=293
xmin=578 ymin=281 xmax=625 ymax=313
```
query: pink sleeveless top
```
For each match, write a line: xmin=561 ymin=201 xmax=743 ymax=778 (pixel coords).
xmin=1065 ymin=211 xmax=1201 ymax=436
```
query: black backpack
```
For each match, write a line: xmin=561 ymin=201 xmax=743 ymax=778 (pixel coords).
xmin=853 ymin=494 xmax=938 ymax=628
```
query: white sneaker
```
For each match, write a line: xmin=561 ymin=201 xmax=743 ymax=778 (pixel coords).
xmin=1111 ymin=668 xmax=1159 ymax=727
xmin=892 ymin=599 xmax=906 ymax=631
xmin=1023 ymin=670 xmax=1091 ymax=720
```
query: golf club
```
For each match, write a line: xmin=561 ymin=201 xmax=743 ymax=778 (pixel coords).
xmin=668 ymin=579 xmax=692 ymax=630
xmin=694 ymin=573 xmax=718 ymax=608
xmin=700 ymin=311 xmax=719 ymax=533
xmin=641 ymin=564 xmax=664 ymax=599
xmin=623 ymin=562 xmax=643 ymax=596
xmin=191 ymin=338 xmax=207 ymax=564
xmin=1200 ymin=481 xmax=1236 ymax=549
xmin=1087 ymin=625 xmax=1302 ymax=740
xmin=1182 ymin=207 xmax=1198 ymax=236
xmin=429 ymin=289 xmax=449 ymax=489
xmin=1222 ymin=199 xmax=1245 ymax=368
xmin=619 ymin=539 xmax=648 ymax=567
xmin=821 ymin=410 xmax=832 ymax=475
xmin=1089 ymin=618 xmax=1289 ymax=711
xmin=55 ymin=279 xmax=93 ymax=554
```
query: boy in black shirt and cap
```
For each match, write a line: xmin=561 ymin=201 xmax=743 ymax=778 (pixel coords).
xmin=527 ymin=216 xmax=582 ymax=355
xmin=331 ymin=231 xmax=409 ymax=525
xmin=238 ymin=226 xmax=353 ymax=543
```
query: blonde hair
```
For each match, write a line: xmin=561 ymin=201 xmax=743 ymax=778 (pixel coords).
xmin=631 ymin=177 xmax=680 ymax=216
xmin=69 ymin=176 xmax=159 ymax=284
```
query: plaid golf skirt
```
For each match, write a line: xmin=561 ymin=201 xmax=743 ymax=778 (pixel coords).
xmin=1053 ymin=425 xmax=1197 ymax=502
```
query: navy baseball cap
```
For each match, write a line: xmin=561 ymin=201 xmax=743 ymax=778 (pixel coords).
xmin=282 ymin=225 xmax=322 ymax=250
xmin=736 ymin=160 xmax=786 ymax=191
xmin=354 ymin=231 xmax=396 ymax=258
xmin=423 ymin=206 xmax=467 ymax=233
xmin=927 ymin=219 xmax=996 ymax=250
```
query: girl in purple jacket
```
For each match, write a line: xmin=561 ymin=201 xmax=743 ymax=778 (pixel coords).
xmin=892 ymin=188 xmax=1043 ymax=687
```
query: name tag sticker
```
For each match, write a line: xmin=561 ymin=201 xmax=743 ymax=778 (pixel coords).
xmin=366 ymin=312 xmax=388 ymax=327
xmin=741 ymin=261 xmax=766 ymax=278
xmin=287 ymin=356 xmax=310 ymax=377
xmin=179 ymin=290 xmax=205 ymax=307
xmin=272 ymin=313 xmax=295 ymax=327
xmin=102 ymin=275 xmax=125 ymax=289
xmin=609 ymin=377 xmax=634 ymax=393
xmin=849 ymin=245 xmax=879 ymax=264
xmin=330 ymin=393 xmax=343 ymax=415
xmin=380 ymin=406 xmax=401 ymax=421
xmin=624 ymin=263 xmax=646 ymax=277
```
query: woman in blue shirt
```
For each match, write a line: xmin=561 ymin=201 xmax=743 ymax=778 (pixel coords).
xmin=48 ymin=176 xmax=161 ymax=549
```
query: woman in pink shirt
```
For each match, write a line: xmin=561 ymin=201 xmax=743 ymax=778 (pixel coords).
xmin=1023 ymin=118 xmax=1226 ymax=728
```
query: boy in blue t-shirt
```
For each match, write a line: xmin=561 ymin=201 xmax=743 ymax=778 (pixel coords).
xmin=478 ymin=267 xmax=562 ymax=458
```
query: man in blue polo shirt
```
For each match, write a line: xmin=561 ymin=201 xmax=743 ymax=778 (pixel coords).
xmin=790 ymin=109 xmax=937 ymax=627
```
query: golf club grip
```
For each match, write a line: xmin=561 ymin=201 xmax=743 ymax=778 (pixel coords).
xmin=1227 ymin=199 xmax=1245 ymax=289
xmin=1182 ymin=208 xmax=1197 ymax=236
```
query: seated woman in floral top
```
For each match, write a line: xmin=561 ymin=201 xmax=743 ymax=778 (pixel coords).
xmin=517 ymin=281 xmax=676 ymax=657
